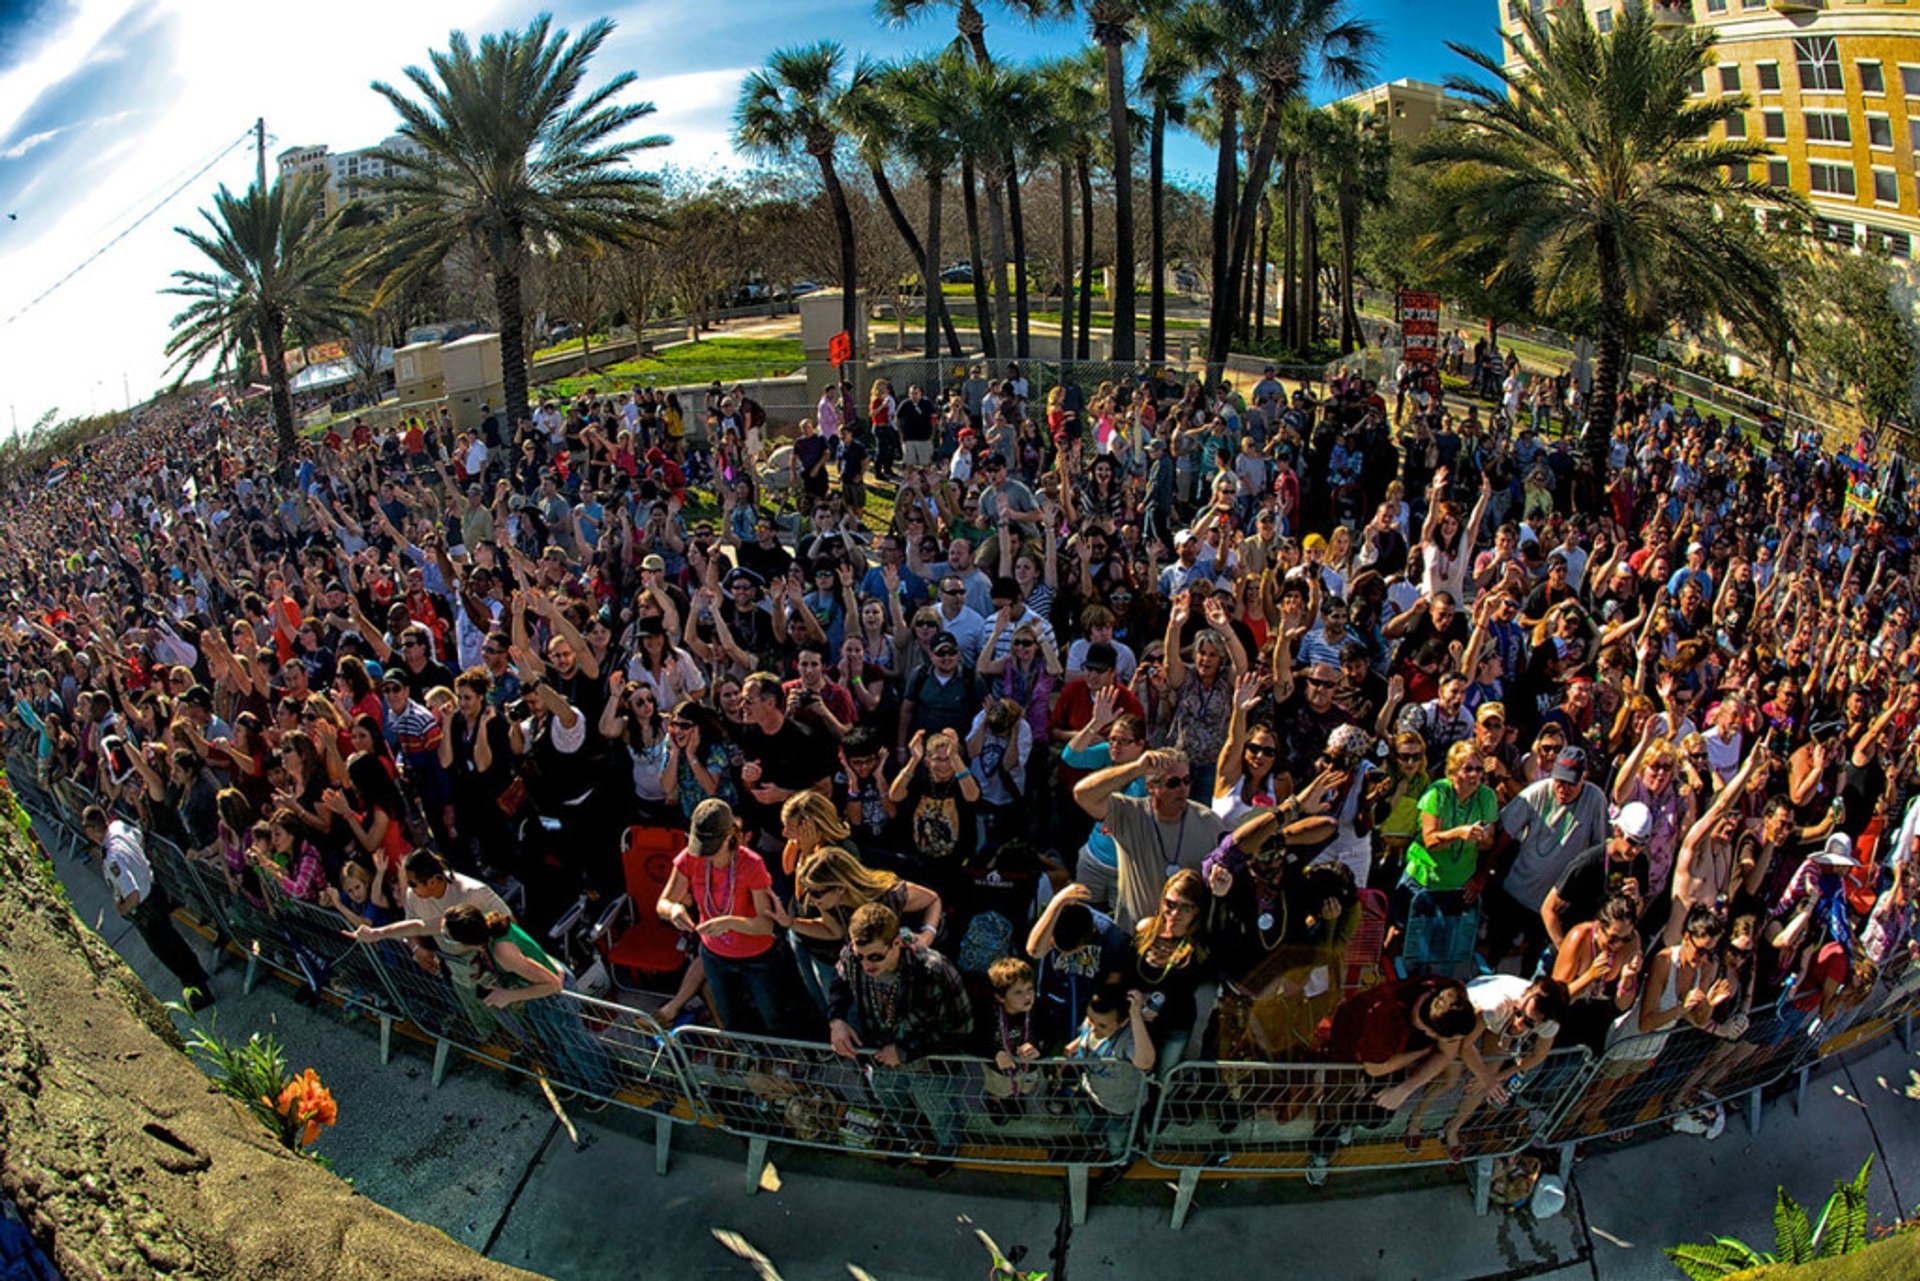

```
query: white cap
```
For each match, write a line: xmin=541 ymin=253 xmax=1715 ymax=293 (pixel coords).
xmin=1614 ymin=801 xmax=1653 ymax=842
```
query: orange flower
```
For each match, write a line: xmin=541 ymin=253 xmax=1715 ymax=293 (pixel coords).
xmin=269 ymin=1069 xmax=337 ymax=1147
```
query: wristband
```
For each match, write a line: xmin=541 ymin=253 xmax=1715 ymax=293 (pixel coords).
xmin=954 ymin=769 xmax=972 ymax=781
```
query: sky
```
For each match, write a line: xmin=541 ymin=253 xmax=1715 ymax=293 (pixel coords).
xmin=0 ymin=0 xmax=1500 ymax=433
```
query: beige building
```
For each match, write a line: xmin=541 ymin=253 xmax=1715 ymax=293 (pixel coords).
xmin=1333 ymin=78 xmax=1465 ymax=145
xmin=1501 ymin=0 xmax=1920 ymax=260
xmin=274 ymin=134 xmax=425 ymax=218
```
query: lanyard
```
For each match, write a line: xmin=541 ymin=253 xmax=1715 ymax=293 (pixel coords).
xmin=1152 ymin=808 xmax=1190 ymax=878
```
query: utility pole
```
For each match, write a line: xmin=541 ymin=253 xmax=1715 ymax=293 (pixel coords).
xmin=256 ymin=117 xmax=266 ymax=194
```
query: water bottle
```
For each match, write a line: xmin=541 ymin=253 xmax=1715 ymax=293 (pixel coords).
xmin=1146 ymin=991 xmax=1166 ymax=1015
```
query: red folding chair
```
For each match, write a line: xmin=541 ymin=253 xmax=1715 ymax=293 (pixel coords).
xmin=591 ymin=825 xmax=692 ymax=999
xmin=1342 ymin=888 xmax=1390 ymax=995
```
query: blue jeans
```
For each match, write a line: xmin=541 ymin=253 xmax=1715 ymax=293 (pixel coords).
xmin=791 ymin=933 xmax=838 ymax=1018
xmin=701 ymin=943 xmax=790 ymax=1037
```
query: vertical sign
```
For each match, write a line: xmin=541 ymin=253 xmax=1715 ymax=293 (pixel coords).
xmin=1397 ymin=290 xmax=1441 ymax=366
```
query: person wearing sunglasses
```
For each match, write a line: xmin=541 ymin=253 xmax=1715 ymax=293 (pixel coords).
xmin=826 ymin=902 xmax=972 ymax=1176
xmin=1487 ymin=747 xmax=1611 ymax=971
xmin=1074 ymin=747 xmax=1228 ymax=933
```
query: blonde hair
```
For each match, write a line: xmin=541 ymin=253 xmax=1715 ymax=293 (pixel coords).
xmin=797 ymin=847 xmax=898 ymax=904
xmin=781 ymin=789 xmax=850 ymax=844
xmin=1445 ymin=740 xmax=1482 ymax=778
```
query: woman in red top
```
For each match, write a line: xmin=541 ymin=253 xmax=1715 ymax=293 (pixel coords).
xmin=658 ymin=799 xmax=797 ymax=1036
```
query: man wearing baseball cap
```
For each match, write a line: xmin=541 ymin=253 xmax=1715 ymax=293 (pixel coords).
xmin=1486 ymin=747 xmax=1610 ymax=969
xmin=1542 ymin=800 xmax=1655 ymax=948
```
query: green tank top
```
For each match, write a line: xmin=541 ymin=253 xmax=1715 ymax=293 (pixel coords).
xmin=483 ymin=922 xmax=564 ymax=989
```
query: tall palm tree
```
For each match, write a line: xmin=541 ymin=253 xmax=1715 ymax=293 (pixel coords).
xmin=1139 ymin=12 xmax=1194 ymax=363
xmin=878 ymin=0 xmax=1071 ymax=358
xmin=738 ymin=43 xmax=872 ymax=364
xmin=1037 ymin=53 xmax=1105 ymax=361
xmin=164 ymin=173 xmax=356 ymax=464
xmin=950 ymin=61 xmax=1044 ymax=359
xmin=360 ymin=17 xmax=664 ymax=432
xmin=1317 ymin=102 xmax=1392 ymax=353
xmin=844 ymin=57 xmax=966 ymax=357
xmin=1422 ymin=3 xmax=1803 ymax=483
xmin=1162 ymin=0 xmax=1248 ymax=369
xmin=1209 ymin=0 xmax=1377 ymax=369
xmin=1082 ymin=0 xmax=1139 ymax=360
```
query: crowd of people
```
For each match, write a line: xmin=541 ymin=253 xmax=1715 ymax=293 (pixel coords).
xmin=10 ymin=355 xmax=1919 ymax=1182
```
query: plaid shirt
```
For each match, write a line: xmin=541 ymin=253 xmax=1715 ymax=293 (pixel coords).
xmin=828 ymin=940 xmax=973 ymax=1062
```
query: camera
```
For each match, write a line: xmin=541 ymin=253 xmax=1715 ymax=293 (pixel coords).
xmin=505 ymin=698 xmax=533 ymax=721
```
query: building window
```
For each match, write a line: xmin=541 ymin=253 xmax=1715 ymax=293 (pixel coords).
xmin=1815 ymin=218 xmax=1858 ymax=248
xmin=1809 ymin=160 xmax=1857 ymax=197
xmin=1507 ymin=0 xmax=1522 ymax=18
xmin=1690 ymin=70 xmax=1705 ymax=96
xmin=1726 ymin=112 xmax=1747 ymax=139
xmin=1597 ymin=9 xmax=1612 ymax=32
xmin=1706 ymin=0 xmax=1727 ymax=10
xmin=1763 ymin=109 xmax=1787 ymax=140
xmin=1758 ymin=62 xmax=1781 ymax=93
xmin=1804 ymin=110 xmax=1852 ymax=144
xmin=1795 ymin=37 xmax=1844 ymax=93
xmin=1873 ymin=168 xmax=1899 ymax=204
xmin=1868 ymin=115 xmax=1894 ymax=149
xmin=1719 ymin=65 xmax=1740 ymax=92
xmin=1869 ymin=226 xmax=1912 ymax=258
xmin=1768 ymin=158 xmax=1791 ymax=187
xmin=1860 ymin=62 xmax=1886 ymax=95
xmin=1909 ymin=118 xmax=1920 ymax=151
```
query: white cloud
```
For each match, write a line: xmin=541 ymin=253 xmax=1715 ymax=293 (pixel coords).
xmin=0 ymin=126 xmax=64 ymax=159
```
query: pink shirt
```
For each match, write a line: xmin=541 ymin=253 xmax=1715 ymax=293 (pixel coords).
xmin=673 ymin=846 xmax=774 ymax=959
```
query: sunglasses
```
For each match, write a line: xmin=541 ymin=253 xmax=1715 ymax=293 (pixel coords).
xmin=1244 ymin=743 xmax=1277 ymax=758
xmin=1162 ymin=898 xmax=1199 ymax=914
xmin=856 ymin=947 xmax=894 ymax=964
xmin=1306 ymin=678 xmax=1336 ymax=689
xmin=1457 ymin=764 xmax=1485 ymax=775
xmin=1152 ymin=774 xmax=1192 ymax=789
xmin=1397 ymin=751 xmax=1424 ymax=763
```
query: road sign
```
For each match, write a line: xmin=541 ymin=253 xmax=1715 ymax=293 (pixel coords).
xmin=1397 ymin=290 xmax=1441 ymax=366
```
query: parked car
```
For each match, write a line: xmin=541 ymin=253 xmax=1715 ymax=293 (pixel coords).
xmin=786 ymin=280 xmax=822 ymax=298
xmin=938 ymin=263 xmax=973 ymax=284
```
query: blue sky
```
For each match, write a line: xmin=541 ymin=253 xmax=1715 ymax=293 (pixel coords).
xmin=0 ymin=0 xmax=1501 ymax=433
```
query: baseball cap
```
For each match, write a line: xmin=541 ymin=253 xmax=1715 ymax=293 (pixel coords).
xmin=931 ymin=631 xmax=960 ymax=655
xmin=1476 ymin=701 xmax=1507 ymax=725
xmin=641 ymin=553 xmax=666 ymax=573
xmin=1550 ymin=747 xmax=1586 ymax=783
xmin=1083 ymin=641 xmax=1117 ymax=672
xmin=688 ymin=798 xmax=736 ymax=858
xmin=1614 ymin=800 xmax=1653 ymax=842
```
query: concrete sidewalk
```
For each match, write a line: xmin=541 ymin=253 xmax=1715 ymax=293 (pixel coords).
xmin=47 ymin=835 xmax=1920 ymax=1281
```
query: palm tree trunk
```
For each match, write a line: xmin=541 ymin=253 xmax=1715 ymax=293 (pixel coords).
xmin=495 ymin=263 xmax=531 ymax=433
xmin=1302 ymin=169 xmax=1319 ymax=350
xmin=925 ymin=170 xmax=955 ymax=359
xmin=983 ymin=171 xmax=1016 ymax=359
xmin=962 ymin=155 xmax=994 ymax=359
xmin=1076 ymin=152 xmax=1094 ymax=360
xmin=1338 ymin=196 xmax=1360 ymax=353
xmin=872 ymin=162 xmax=963 ymax=358
xmin=1585 ymin=233 xmax=1626 ymax=502
xmin=1101 ymin=37 xmax=1135 ymax=361
xmin=1224 ymin=92 xmax=1285 ymax=364
xmin=1149 ymin=98 xmax=1167 ymax=362
xmin=1009 ymin=167 xmax=1030 ymax=358
xmin=1255 ymin=205 xmax=1271 ymax=343
xmin=1280 ymin=158 xmax=1297 ymax=353
xmin=817 ymin=154 xmax=860 ymax=363
xmin=1238 ymin=229 xmax=1257 ymax=345
xmin=261 ymin=310 xmax=297 ymax=466
xmin=1059 ymin=158 xmax=1076 ymax=362
xmin=1205 ymin=82 xmax=1240 ymax=373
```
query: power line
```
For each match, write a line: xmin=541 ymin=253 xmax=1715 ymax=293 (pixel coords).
xmin=0 ymin=126 xmax=256 ymax=331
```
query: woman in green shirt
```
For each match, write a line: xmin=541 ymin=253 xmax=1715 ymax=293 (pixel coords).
xmin=1398 ymin=740 xmax=1498 ymax=918
xmin=441 ymin=903 xmax=615 ymax=1100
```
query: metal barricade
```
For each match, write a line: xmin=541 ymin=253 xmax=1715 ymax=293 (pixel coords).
xmin=1143 ymin=1047 xmax=1592 ymax=1228
xmin=672 ymin=1027 xmax=1144 ymax=1225
xmin=1539 ymin=1012 xmax=1806 ymax=1158
xmin=140 ymin=831 xmax=237 ymax=948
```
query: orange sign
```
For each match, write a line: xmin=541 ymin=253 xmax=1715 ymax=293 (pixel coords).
xmin=828 ymin=331 xmax=852 ymax=367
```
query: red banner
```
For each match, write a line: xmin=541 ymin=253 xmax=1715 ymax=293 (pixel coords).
xmin=828 ymin=331 xmax=852 ymax=367
xmin=1397 ymin=290 xmax=1441 ymax=366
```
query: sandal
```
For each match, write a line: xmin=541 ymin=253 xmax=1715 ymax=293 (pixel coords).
xmin=1444 ymin=1140 xmax=1467 ymax=1163
xmin=1402 ymin=1129 xmax=1424 ymax=1152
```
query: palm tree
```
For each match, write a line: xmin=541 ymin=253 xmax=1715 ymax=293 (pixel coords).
xmin=164 ymin=173 xmax=356 ymax=464
xmin=949 ymin=61 xmax=1045 ymax=359
xmin=738 ymin=43 xmax=872 ymax=364
xmin=1209 ymin=0 xmax=1377 ymax=369
xmin=1139 ymin=13 xmax=1194 ymax=362
xmin=1036 ymin=53 xmax=1105 ymax=361
xmin=844 ymin=57 xmax=966 ymax=358
xmin=1422 ymin=3 xmax=1803 ymax=484
xmin=1317 ymin=102 xmax=1392 ymax=353
xmin=360 ymin=17 xmax=664 ymax=433
xmin=1081 ymin=0 xmax=1139 ymax=360
xmin=1162 ymin=0 xmax=1248 ymax=369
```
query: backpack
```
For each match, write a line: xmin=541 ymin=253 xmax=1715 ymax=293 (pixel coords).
xmin=955 ymin=910 xmax=1014 ymax=975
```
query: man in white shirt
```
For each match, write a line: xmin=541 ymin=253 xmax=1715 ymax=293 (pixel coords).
xmin=350 ymin=848 xmax=513 ymax=1037
xmin=1440 ymin=974 xmax=1568 ymax=1153
xmin=82 ymin=806 xmax=215 ymax=1009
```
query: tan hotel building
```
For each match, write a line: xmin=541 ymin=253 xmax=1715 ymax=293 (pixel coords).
xmin=1501 ymin=0 xmax=1920 ymax=259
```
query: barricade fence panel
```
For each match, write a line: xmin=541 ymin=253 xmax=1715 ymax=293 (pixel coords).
xmin=1144 ymin=1046 xmax=1592 ymax=1178
xmin=673 ymin=1027 xmax=1143 ymax=1169
xmin=7 ymin=756 xmax=1910 ymax=1195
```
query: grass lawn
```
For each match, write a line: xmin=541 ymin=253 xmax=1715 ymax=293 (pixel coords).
xmin=536 ymin=337 xmax=806 ymax=400
xmin=532 ymin=331 xmax=623 ymax=361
